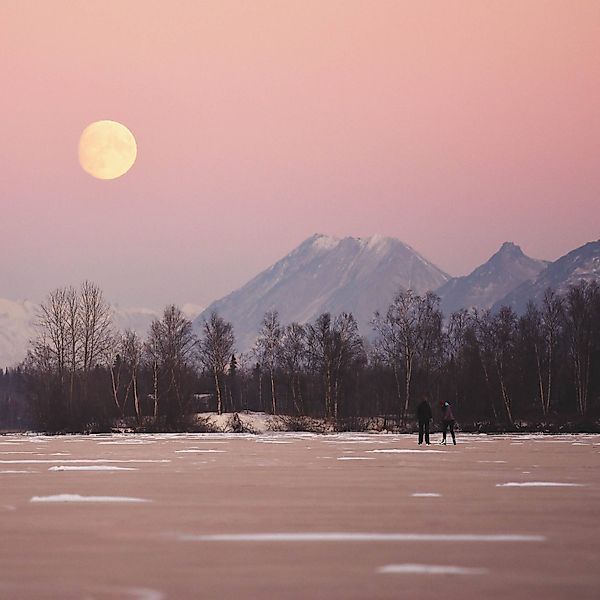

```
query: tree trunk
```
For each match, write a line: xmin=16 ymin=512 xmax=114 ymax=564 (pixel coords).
xmin=402 ymin=354 xmax=413 ymax=425
xmin=153 ymin=360 xmax=159 ymax=419
xmin=534 ymin=343 xmax=546 ymax=417
xmin=480 ymin=358 xmax=499 ymax=422
xmin=270 ymin=368 xmax=277 ymax=414
xmin=392 ymin=363 xmax=402 ymax=424
xmin=110 ymin=364 xmax=121 ymax=413
xmin=133 ymin=371 xmax=141 ymax=425
xmin=496 ymin=360 xmax=513 ymax=425
xmin=546 ymin=340 xmax=553 ymax=416
xmin=214 ymin=369 xmax=222 ymax=415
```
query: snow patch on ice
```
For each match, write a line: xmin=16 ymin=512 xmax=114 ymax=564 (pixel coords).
xmin=49 ymin=465 xmax=138 ymax=472
xmin=175 ymin=449 xmax=226 ymax=453
xmin=123 ymin=588 xmax=165 ymax=600
xmin=412 ymin=493 xmax=441 ymax=497
xmin=337 ymin=457 xmax=375 ymax=461
xmin=497 ymin=482 xmax=584 ymax=487
xmin=91 ymin=587 xmax=165 ymax=600
xmin=178 ymin=532 xmax=544 ymax=543
xmin=1 ymin=470 xmax=34 ymax=474
xmin=30 ymin=494 xmax=150 ymax=503
xmin=378 ymin=563 xmax=488 ymax=575
xmin=367 ymin=449 xmax=444 ymax=454
xmin=0 ymin=459 xmax=170 ymax=464
xmin=98 ymin=440 xmax=156 ymax=445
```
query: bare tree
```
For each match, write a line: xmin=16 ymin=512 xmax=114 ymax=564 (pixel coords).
xmin=540 ymin=288 xmax=564 ymax=416
xmin=37 ymin=287 xmax=69 ymax=379
xmin=147 ymin=305 xmax=197 ymax=423
xmin=198 ymin=312 xmax=235 ymax=415
xmin=65 ymin=286 xmax=79 ymax=416
xmin=254 ymin=311 xmax=283 ymax=414
xmin=108 ymin=330 xmax=143 ymax=420
xmin=79 ymin=282 xmax=112 ymax=374
xmin=279 ymin=322 xmax=306 ymax=414
xmin=306 ymin=312 xmax=363 ymax=421
xmin=35 ymin=282 xmax=113 ymax=425
xmin=520 ymin=291 xmax=564 ymax=418
xmin=372 ymin=290 xmax=443 ymax=423
xmin=564 ymin=281 xmax=598 ymax=416
xmin=122 ymin=330 xmax=143 ymax=423
xmin=78 ymin=282 xmax=113 ymax=406
xmin=491 ymin=306 xmax=518 ymax=425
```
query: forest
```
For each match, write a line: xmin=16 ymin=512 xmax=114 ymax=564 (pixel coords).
xmin=1 ymin=280 xmax=599 ymax=433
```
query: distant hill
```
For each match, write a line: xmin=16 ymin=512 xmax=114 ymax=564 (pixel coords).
xmin=493 ymin=240 xmax=600 ymax=313
xmin=0 ymin=298 xmax=38 ymax=369
xmin=193 ymin=234 xmax=450 ymax=352
xmin=436 ymin=242 xmax=548 ymax=315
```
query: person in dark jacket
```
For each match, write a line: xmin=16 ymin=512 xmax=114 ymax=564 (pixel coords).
xmin=441 ymin=401 xmax=456 ymax=445
xmin=416 ymin=398 xmax=433 ymax=445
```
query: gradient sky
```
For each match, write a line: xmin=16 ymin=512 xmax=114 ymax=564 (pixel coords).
xmin=1 ymin=0 xmax=599 ymax=309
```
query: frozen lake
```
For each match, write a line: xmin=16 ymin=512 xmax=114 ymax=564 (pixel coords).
xmin=1 ymin=432 xmax=599 ymax=599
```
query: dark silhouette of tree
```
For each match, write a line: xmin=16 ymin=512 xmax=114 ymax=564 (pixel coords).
xmin=198 ymin=312 xmax=235 ymax=415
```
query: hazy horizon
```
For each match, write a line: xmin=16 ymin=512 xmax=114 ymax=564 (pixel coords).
xmin=0 ymin=232 xmax=592 ymax=310
xmin=2 ymin=1 xmax=599 ymax=309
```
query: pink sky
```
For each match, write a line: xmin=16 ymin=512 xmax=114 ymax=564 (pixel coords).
xmin=1 ymin=0 xmax=599 ymax=308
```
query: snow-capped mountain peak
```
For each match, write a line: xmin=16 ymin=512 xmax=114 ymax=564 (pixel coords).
xmin=493 ymin=239 xmax=600 ymax=313
xmin=436 ymin=242 xmax=548 ymax=315
xmin=194 ymin=234 xmax=450 ymax=351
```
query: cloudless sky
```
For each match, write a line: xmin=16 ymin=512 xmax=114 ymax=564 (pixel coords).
xmin=1 ymin=0 xmax=599 ymax=309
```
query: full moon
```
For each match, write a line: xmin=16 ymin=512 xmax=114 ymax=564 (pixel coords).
xmin=78 ymin=120 xmax=137 ymax=180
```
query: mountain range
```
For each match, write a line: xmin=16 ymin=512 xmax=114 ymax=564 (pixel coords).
xmin=193 ymin=234 xmax=450 ymax=352
xmin=491 ymin=240 xmax=600 ymax=313
xmin=436 ymin=242 xmax=549 ymax=316
xmin=1 ymin=236 xmax=599 ymax=367
xmin=193 ymin=236 xmax=600 ymax=352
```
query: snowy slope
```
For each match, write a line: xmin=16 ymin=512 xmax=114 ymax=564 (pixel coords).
xmin=0 ymin=298 xmax=38 ymax=369
xmin=436 ymin=242 xmax=548 ymax=316
xmin=493 ymin=240 xmax=600 ymax=313
xmin=193 ymin=234 xmax=450 ymax=352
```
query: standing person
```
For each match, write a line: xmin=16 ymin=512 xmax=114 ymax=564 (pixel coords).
xmin=416 ymin=398 xmax=433 ymax=445
xmin=441 ymin=401 xmax=456 ymax=445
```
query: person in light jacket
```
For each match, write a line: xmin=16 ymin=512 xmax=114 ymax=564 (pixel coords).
xmin=441 ymin=401 xmax=456 ymax=445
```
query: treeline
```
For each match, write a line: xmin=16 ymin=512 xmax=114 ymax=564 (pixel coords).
xmin=1 ymin=280 xmax=599 ymax=433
